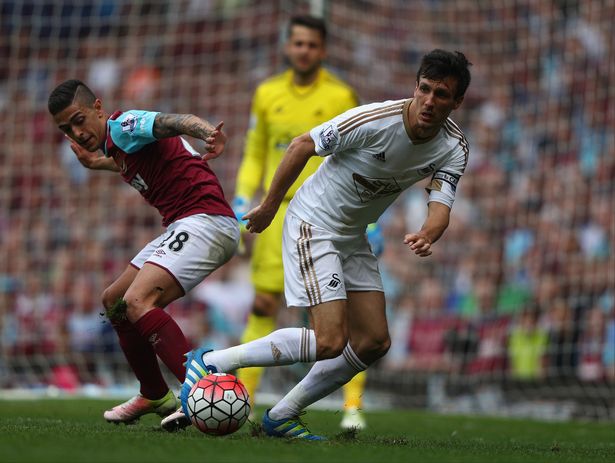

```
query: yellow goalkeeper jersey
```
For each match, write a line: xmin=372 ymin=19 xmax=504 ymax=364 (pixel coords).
xmin=235 ymin=68 xmax=358 ymax=201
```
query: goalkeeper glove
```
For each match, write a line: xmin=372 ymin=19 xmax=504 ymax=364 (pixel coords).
xmin=366 ymin=222 xmax=384 ymax=257
xmin=231 ymin=196 xmax=250 ymax=227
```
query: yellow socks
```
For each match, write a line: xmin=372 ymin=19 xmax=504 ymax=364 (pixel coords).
xmin=343 ymin=370 xmax=366 ymax=410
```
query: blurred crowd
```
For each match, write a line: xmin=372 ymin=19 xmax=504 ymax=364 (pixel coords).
xmin=0 ymin=0 xmax=613 ymax=403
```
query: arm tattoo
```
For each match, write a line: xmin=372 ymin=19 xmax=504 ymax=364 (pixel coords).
xmin=153 ymin=113 xmax=214 ymax=140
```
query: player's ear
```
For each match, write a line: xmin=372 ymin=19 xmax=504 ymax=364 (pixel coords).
xmin=94 ymin=98 xmax=103 ymax=117
xmin=453 ymin=95 xmax=464 ymax=110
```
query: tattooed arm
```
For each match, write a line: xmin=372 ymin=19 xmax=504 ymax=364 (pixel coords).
xmin=153 ymin=113 xmax=227 ymax=161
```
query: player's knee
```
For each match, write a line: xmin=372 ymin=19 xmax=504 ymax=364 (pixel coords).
xmin=122 ymin=292 xmax=149 ymax=322
xmin=315 ymin=335 xmax=347 ymax=360
xmin=369 ymin=334 xmax=391 ymax=360
xmin=101 ymin=286 xmax=119 ymax=310
xmin=374 ymin=334 xmax=391 ymax=359
xmin=355 ymin=334 xmax=391 ymax=362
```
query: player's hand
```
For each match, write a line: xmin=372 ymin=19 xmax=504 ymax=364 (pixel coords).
xmin=404 ymin=232 xmax=433 ymax=257
xmin=202 ymin=121 xmax=226 ymax=161
xmin=366 ymin=222 xmax=385 ymax=257
xmin=231 ymin=196 xmax=250 ymax=227
xmin=243 ymin=204 xmax=276 ymax=234
xmin=66 ymin=135 xmax=101 ymax=169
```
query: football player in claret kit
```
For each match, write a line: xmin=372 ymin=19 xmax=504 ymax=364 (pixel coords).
xmin=181 ymin=49 xmax=472 ymax=439
xmin=48 ymin=79 xmax=239 ymax=427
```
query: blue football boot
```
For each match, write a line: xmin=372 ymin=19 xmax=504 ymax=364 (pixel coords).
xmin=262 ymin=409 xmax=326 ymax=441
xmin=180 ymin=348 xmax=218 ymax=416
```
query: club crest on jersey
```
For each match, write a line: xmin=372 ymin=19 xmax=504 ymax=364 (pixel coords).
xmin=318 ymin=124 xmax=339 ymax=151
xmin=120 ymin=114 xmax=137 ymax=133
xmin=326 ymin=273 xmax=342 ymax=290
xmin=352 ymin=173 xmax=401 ymax=203
xmin=371 ymin=151 xmax=386 ymax=162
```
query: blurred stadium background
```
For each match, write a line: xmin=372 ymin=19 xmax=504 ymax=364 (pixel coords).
xmin=0 ymin=0 xmax=613 ymax=422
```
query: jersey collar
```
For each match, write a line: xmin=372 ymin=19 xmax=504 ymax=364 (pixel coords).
xmin=102 ymin=111 xmax=123 ymax=157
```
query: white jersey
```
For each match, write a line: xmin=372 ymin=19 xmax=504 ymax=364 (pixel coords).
xmin=289 ymin=99 xmax=469 ymax=234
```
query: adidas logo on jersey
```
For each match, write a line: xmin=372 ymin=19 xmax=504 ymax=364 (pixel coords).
xmin=372 ymin=151 xmax=386 ymax=162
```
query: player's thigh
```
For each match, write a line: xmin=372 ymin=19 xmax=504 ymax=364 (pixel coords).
xmin=282 ymin=213 xmax=347 ymax=308
xmin=129 ymin=214 xmax=239 ymax=303
xmin=251 ymin=202 xmax=287 ymax=294
xmin=346 ymin=290 xmax=389 ymax=363
xmin=102 ymin=264 xmax=139 ymax=308
xmin=342 ymin=235 xmax=384 ymax=295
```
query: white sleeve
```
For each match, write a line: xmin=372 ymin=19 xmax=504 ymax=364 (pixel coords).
xmin=308 ymin=106 xmax=372 ymax=157
xmin=426 ymin=144 xmax=468 ymax=208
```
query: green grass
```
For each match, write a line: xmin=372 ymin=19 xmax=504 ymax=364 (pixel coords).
xmin=0 ymin=400 xmax=613 ymax=463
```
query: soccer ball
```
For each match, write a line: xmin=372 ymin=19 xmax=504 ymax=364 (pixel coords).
xmin=186 ymin=373 xmax=250 ymax=436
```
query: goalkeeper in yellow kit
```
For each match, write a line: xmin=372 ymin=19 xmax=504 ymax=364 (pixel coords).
xmin=232 ymin=15 xmax=383 ymax=430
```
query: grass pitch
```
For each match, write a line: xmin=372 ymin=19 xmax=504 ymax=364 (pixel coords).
xmin=0 ymin=399 xmax=613 ymax=463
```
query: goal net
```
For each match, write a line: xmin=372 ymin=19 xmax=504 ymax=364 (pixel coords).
xmin=1 ymin=0 xmax=613 ymax=420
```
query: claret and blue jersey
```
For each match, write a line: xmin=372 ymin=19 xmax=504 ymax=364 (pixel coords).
xmin=102 ymin=110 xmax=234 ymax=227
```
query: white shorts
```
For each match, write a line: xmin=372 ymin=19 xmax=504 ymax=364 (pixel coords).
xmin=131 ymin=214 xmax=239 ymax=294
xmin=282 ymin=213 xmax=383 ymax=308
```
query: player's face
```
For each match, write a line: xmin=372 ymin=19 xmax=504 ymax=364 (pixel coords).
xmin=285 ymin=25 xmax=326 ymax=78
xmin=409 ymin=76 xmax=463 ymax=140
xmin=54 ymin=99 xmax=106 ymax=152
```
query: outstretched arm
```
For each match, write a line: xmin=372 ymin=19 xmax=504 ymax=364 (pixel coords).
xmin=404 ymin=201 xmax=451 ymax=257
xmin=153 ymin=114 xmax=226 ymax=161
xmin=244 ymin=132 xmax=316 ymax=233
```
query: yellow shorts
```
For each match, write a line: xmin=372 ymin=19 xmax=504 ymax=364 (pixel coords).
xmin=250 ymin=201 xmax=288 ymax=293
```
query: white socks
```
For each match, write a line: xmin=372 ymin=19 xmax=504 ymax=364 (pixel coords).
xmin=203 ymin=327 xmax=316 ymax=372
xmin=269 ymin=343 xmax=367 ymax=420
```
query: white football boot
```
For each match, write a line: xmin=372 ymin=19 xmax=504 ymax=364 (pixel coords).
xmin=104 ymin=390 xmax=177 ymax=424
xmin=160 ymin=408 xmax=192 ymax=432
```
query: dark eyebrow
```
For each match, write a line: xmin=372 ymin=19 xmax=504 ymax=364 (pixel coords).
xmin=58 ymin=111 xmax=84 ymax=131
xmin=69 ymin=111 xmax=84 ymax=121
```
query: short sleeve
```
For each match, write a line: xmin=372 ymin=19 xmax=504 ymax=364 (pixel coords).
xmin=308 ymin=107 xmax=372 ymax=157
xmin=108 ymin=110 xmax=159 ymax=154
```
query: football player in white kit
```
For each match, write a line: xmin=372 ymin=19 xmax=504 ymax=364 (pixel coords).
xmin=181 ymin=49 xmax=472 ymax=439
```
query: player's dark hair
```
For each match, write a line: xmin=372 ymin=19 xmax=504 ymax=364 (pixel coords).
xmin=416 ymin=49 xmax=472 ymax=99
xmin=288 ymin=15 xmax=327 ymax=42
xmin=48 ymin=79 xmax=96 ymax=115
